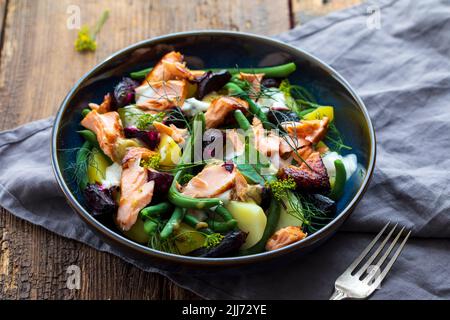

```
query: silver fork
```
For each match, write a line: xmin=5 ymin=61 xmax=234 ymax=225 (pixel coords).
xmin=330 ymin=222 xmax=411 ymax=300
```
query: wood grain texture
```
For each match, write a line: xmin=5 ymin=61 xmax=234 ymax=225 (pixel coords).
xmin=0 ymin=0 xmax=290 ymax=300
xmin=292 ymin=0 xmax=363 ymax=25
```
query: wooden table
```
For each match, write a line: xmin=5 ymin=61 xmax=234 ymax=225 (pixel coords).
xmin=0 ymin=0 xmax=361 ymax=299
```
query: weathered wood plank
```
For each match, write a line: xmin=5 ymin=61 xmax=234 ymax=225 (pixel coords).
xmin=291 ymin=0 xmax=363 ymax=25
xmin=0 ymin=0 xmax=290 ymax=299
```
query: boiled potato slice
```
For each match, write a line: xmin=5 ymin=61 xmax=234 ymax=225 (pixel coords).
xmin=174 ymin=223 xmax=206 ymax=254
xmin=123 ymin=218 xmax=150 ymax=244
xmin=226 ymin=201 xmax=267 ymax=250
xmin=87 ymin=148 xmax=110 ymax=184
xmin=276 ymin=206 xmax=303 ymax=230
xmin=114 ymin=138 xmax=142 ymax=161
xmin=302 ymin=106 xmax=334 ymax=122
xmin=158 ymin=133 xmax=181 ymax=167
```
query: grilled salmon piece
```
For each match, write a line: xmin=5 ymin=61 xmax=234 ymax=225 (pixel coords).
xmin=252 ymin=117 xmax=283 ymax=157
xmin=266 ymin=226 xmax=306 ymax=251
xmin=278 ymin=151 xmax=330 ymax=194
xmin=135 ymin=80 xmax=188 ymax=110
xmin=182 ymin=164 xmax=237 ymax=198
xmin=239 ymin=72 xmax=264 ymax=97
xmin=205 ymin=97 xmax=248 ymax=128
xmin=282 ymin=117 xmax=330 ymax=144
xmin=116 ymin=147 xmax=156 ymax=231
xmin=145 ymin=51 xmax=194 ymax=82
xmin=81 ymin=110 xmax=124 ymax=161
xmin=152 ymin=121 xmax=188 ymax=144
xmin=225 ymin=129 xmax=245 ymax=158
xmin=88 ymin=93 xmax=113 ymax=114
xmin=233 ymin=170 xmax=249 ymax=201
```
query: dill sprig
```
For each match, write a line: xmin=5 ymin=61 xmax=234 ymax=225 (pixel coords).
xmin=148 ymin=231 xmax=180 ymax=254
xmin=283 ymin=191 xmax=332 ymax=234
xmin=136 ymin=112 xmax=165 ymax=130
xmin=74 ymin=10 xmax=109 ymax=52
xmin=266 ymin=177 xmax=296 ymax=200
xmin=325 ymin=122 xmax=352 ymax=153
xmin=140 ymin=153 xmax=161 ymax=170
xmin=203 ymin=233 xmax=224 ymax=249
xmin=60 ymin=146 xmax=104 ymax=190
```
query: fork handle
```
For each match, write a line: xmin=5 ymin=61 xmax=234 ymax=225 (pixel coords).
xmin=330 ymin=289 xmax=348 ymax=300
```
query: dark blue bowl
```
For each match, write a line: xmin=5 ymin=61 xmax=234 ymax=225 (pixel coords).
xmin=52 ymin=31 xmax=376 ymax=268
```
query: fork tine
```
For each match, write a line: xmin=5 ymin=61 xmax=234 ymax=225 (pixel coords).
xmin=344 ymin=222 xmax=390 ymax=274
xmin=355 ymin=223 xmax=398 ymax=277
xmin=364 ymin=227 xmax=405 ymax=283
xmin=369 ymin=230 xmax=411 ymax=288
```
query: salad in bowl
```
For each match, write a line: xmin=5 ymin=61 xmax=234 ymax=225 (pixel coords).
xmin=73 ymin=50 xmax=358 ymax=258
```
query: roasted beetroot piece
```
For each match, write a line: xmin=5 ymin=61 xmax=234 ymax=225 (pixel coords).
xmin=84 ymin=184 xmax=117 ymax=216
xmin=306 ymin=194 xmax=336 ymax=214
xmin=196 ymin=70 xmax=232 ymax=100
xmin=124 ymin=127 xmax=160 ymax=150
xmin=114 ymin=77 xmax=139 ymax=107
xmin=147 ymin=170 xmax=174 ymax=197
xmin=261 ymin=77 xmax=282 ymax=88
xmin=163 ymin=107 xmax=187 ymax=129
xmin=189 ymin=230 xmax=247 ymax=257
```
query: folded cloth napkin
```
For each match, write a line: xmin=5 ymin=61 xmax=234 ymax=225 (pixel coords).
xmin=1 ymin=0 xmax=450 ymax=299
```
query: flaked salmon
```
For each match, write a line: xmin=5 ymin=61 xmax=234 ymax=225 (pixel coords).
xmin=239 ymin=72 xmax=264 ymax=97
xmin=89 ymin=93 xmax=113 ymax=114
xmin=152 ymin=121 xmax=188 ymax=144
xmin=252 ymin=118 xmax=282 ymax=157
xmin=135 ymin=80 xmax=188 ymax=110
xmin=145 ymin=51 xmax=194 ymax=82
xmin=181 ymin=163 xmax=248 ymax=200
xmin=265 ymin=226 xmax=306 ymax=251
xmin=205 ymin=97 xmax=248 ymax=128
xmin=282 ymin=117 xmax=330 ymax=144
xmin=116 ymin=147 xmax=156 ymax=231
xmin=278 ymin=151 xmax=330 ymax=194
xmin=182 ymin=164 xmax=237 ymax=198
xmin=81 ymin=110 xmax=124 ymax=161
xmin=233 ymin=170 xmax=249 ymax=201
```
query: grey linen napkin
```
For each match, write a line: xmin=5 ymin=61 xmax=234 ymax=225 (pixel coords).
xmin=1 ymin=0 xmax=450 ymax=299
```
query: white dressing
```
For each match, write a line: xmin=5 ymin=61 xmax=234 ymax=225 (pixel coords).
xmin=101 ymin=162 xmax=122 ymax=188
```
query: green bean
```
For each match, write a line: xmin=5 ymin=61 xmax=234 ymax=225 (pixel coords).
xmin=140 ymin=202 xmax=173 ymax=218
xmin=239 ymin=198 xmax=281 ymax=255
xmin=168 ymin=172 xmax=223 ymax=209
xmin=233 ymin=110 xmax=251 ymax=131
xmin=213 ymin=205 xmax=235 ymax=222
xmin=82 ymin=108 xmax=91 ymax=117
xmin=206 ymin=219 xmax=238 ymax=233
xmin=76 ymin=141 xmax=92 ymax=189
xmin=143 ymin=219 xmax=158 ymax=235
xmin=224 ymin=82 xmax=271 ymax=130
xmin=234 ymin=62 xmax=297 ymax=78
xmin=168 ymin=112 xmax=223 ymax=209
xmin=329 ymin=159 xmax=346 ymax=200
xmin=160 ymin=207 xmax=186 ymax=240
xmin=77 ymin=129 xmax=100 ymax=149
xmin=130 ymin=62 xmax=296 ymax=80
xmin=130 ymin=67 xmax=152 ymax=79
xmin=183 ymin=214 xmax=213 ymax=234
